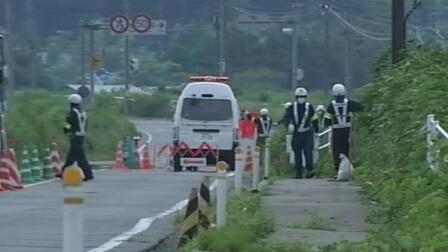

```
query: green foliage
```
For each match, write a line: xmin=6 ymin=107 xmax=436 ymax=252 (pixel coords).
xmin=327 ymin=48 xmax=448 ymax=251
xmin=232 ymin=68 xmax=288 ymax=90
xmin=131 ymin=56 xmax=191 ymax=87
xmin=179 ymin=194 xmax=273 ymax=252
xmin=6 ymin=90 xmax=137 ymax=160
xmin=129 ymin=92 xmax=173 ymax=118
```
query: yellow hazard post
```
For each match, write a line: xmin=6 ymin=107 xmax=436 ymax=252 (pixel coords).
xmin=178 ymin=188 xmax=199 ymax=247
xmin=63 ymin=166 xmax=84 ymax=252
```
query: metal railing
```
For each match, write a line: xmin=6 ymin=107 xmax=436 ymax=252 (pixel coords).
xmin=285 ymin=127 xmax=332 ymax=165
xmin=426 ymin=114 xmax=448 ymax=170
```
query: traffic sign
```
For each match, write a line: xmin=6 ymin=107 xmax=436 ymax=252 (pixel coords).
xmin=132 ymin=15 xmax=151 ymax=33
xmin=91 ymin=55 xmax=103 ymax=70
xmin=149 ymin=20 xmax=167 ymax=35
xmin=110 ymin=15 xmax=129 ymax=34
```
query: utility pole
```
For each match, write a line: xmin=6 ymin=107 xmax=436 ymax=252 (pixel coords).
xmin=5 ymin=0 xmax=15 ymax=91
xmin=80 ymin=20 xmax=86 ymax=84
xmin=218 ymin=0 xmax=226 ymax=76
xmin=344 ymin=29 xmax=352 ymax=90
xmin=291 ymin=27 xmax=298 ymax=91
xmin=392 ymin=0 xmax=406 ymax=64
xmin=89 ymin=27 xmax=95 ymax=102
xmin=125 ymin=36 xmax=130 ymax=92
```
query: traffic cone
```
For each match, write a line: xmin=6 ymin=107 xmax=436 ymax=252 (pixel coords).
xmin=51 ymin=142 xmax=62 ymax=177
xmin=20 ymin=149 xmax=33 ymax=184
xmin=113 ymin=141 xmax=127 ymax=170
xmin=244 ymin=146 xmax=254 ymax=173
xmin=1 ymin=149 xmax=24 ymax=190
xmin=31 ymin=147 xmax=43 ymax=182
xmin=140 ymin=145 xmax=154 ymax=170
xmin=43 ymin=147 xmax=54 ymax=180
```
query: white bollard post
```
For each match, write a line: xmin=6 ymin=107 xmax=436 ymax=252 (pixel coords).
xmin=251 ymin=146 xmax=260 ymax=193
xmin=234 ymin=147 xmax=244 ymax=194
xmin=216 ymin=161 xmax=228 ymax=228
xmin=63 ymin=166 xmax=84 ymax=252
xmin=264 ymin=138 xmax=271 ymax=180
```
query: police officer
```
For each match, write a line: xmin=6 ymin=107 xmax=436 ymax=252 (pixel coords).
xmin=255 ymin=108 xmax=273 ymax=146
xmin=282 ymin=88 xmax=318 ymax=179
xmin=60 ymin=94 xmax=94 ymax=181
xmin=315 ymin=105 xmax=327 ymax=132
xmin=324 ymin=83 xmax=363 ymax=178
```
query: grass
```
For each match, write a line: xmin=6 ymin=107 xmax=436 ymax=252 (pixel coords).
xmin=178 ymin=193 xmax=274 ymax=252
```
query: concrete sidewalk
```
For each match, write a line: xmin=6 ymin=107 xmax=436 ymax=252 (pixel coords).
xmin=263 ymin=179 xmax=368 ymax=248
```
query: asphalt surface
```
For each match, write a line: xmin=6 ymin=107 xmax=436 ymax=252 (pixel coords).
xmin=132 ymin=119 xmax=173 ymax=147
xmin=0 ymin=170 xmax=205 ymax=252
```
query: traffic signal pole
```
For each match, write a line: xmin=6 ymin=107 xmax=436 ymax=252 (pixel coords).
xmin=392 ymin=0 xmax=405 ymax=64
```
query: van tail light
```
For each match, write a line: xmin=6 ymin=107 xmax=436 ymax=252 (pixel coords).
xmin=173 ymin=126 xmax=179 ymax=141
xmin=233 ymin=128 xmax=240 ymax=141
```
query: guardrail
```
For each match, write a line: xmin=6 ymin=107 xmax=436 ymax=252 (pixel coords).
xmin=427 ymin=114 xmax=448 ymax=170
xmin=285 ymin=128 xmax=332 ymax=165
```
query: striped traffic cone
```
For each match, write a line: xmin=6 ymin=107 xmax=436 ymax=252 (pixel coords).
xmin=43 ymin=148 xmax=54 ymax=180
xmin=51 ymin=142 xmax=62 ymax=177
xmin=244 ymin=146 xmax=254 ymax=173
xmin=31 ymin=147 xmax=43 ymax=182
xmin=0 ymin=149 xmax=24 ymax=190
xmin=140 ymin=145 xmax=154 ymax=170
xmin=113 ymin=141 xmax=127 ymax=170
xmin=20 ymin=149 xmax=33 ymax=184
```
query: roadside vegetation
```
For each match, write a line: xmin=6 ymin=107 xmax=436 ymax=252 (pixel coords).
xmin=6 ymin=90 xmax=137 ymax=160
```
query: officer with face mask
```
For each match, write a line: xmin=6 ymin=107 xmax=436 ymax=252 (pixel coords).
xmin=282 ymin=88 xmax=318 ymax=179
xmin=255 ymin=108 xmax=273 ymax=145
xmin=59 ymin=94 xmax=94 ymax=181
xmin=324 ymin=83 xmax=363 ymax=179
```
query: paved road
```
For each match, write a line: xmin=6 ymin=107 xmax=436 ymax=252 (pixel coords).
xmin=132 ymin=119 xmax=173 ymax=147
xmin=0 ymin=170 xmax=204 ymax=252
xmin=264 ymin=179 xmax=368 ymax=248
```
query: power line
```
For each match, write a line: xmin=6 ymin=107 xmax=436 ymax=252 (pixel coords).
xmin=326 ymin=6 xmax=391 ymax=41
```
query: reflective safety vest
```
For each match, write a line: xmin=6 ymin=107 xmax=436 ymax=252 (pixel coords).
xmin=331 ymin=99 xmax=352 ymax=129
xmin=293 ymin=102 xmax=311 ymax=133
xmin=259 ymin=117 xmax=272 ymax=137
xmin=72 ymin=108 xmax=87 ymax=136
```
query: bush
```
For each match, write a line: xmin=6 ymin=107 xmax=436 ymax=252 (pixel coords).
xmin=329 ymin=48 xmax=448 ymax=251
xmin=130 ymin=92 xmax=173 ymax=118
xmin=6 ymin=90 xmax=137 ymax=160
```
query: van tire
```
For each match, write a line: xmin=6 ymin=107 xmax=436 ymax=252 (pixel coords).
xmin=219 ymin=150 xmax=235 ymax=171
xmin=173 ymin=154 xmax=182 ymax=172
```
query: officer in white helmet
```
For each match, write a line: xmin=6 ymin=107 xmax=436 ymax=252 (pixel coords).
xmin=281 ymin=87 xmax=318 ymax=179
xmin=324 ymin=83 xmax=363 ymax=179
xmin=255 ymin=108 xmax=273 ymax=143
xmin=59 ymin=94 xmax=94 ymax=181
xmin=315 ymin=105 xmax=327 ymax=132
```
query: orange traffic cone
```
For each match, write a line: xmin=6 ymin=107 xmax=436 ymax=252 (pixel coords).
xmin=140 ymin=145 xmax=154 ymax=170
xmin=244 ymin=146 xmax=254 ymax=173
xmin=113 ymin=141 xmax=127 ymax=170
xmin=51 ymin=142 xmax=62 ymax=177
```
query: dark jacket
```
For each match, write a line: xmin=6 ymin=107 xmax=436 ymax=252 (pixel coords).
xmin=282 ymin=102 xmax=318 ymax=133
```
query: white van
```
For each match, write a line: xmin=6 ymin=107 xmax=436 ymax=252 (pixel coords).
xmin=172 ymin=76 xmax=240 ymax=171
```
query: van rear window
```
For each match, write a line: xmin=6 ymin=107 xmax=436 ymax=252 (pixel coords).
xmin=181 ymin=98 xmax=232 ymax=121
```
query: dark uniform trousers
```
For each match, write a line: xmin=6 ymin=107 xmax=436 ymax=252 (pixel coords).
xmin=332 ymin=127 xmax=351 ymax=171
xmin=291 ymin=130 xmax=314 ymax=173
xmin=63 ymin=135 xmax=93 ymax=179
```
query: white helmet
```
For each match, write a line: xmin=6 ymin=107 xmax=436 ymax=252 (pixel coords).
xmin=332 ymin=83 xmax=346 ymax=96
xmin=284 ymin=102 xmax=292 ymax=109
xmin=316 ymin=105 xmax=326 ymax=112
xmin=68 ymin=94 xmax=82 ymax=104
xmin=295 ymin=87 xmax=308 ymax=96
xmin=260 ymin=108 xmax=269 ymax=115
